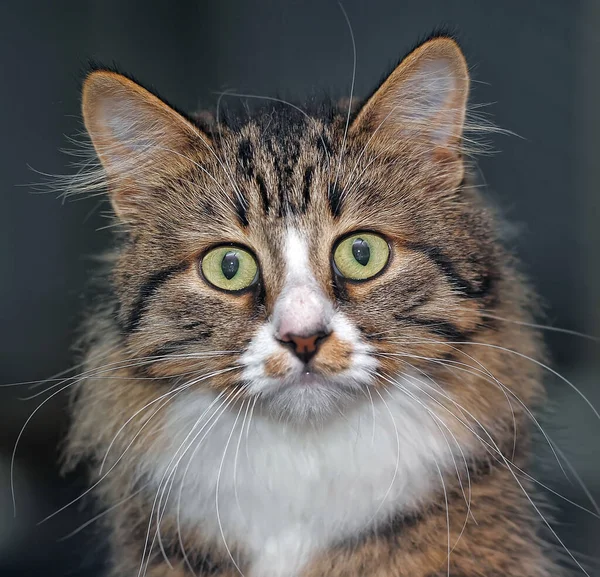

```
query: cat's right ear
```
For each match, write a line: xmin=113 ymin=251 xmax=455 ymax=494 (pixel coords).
xmin=82 ymin=71 xmax=212 ymax=221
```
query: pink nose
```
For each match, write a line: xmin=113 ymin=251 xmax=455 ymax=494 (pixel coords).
xmin=278 ymin=331 xmax=330 ymax=364
xmin=275 ymin=286 xmax=328 ymax=339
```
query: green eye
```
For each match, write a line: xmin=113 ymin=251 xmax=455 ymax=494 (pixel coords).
xmin=333 ymin=232 xmax=390 ymax=281
xmin=201 ymin=246 xmax=258 ymax=292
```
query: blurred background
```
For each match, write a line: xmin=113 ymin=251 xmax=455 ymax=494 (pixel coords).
xmin=1 ymin=0 xmax=598 ymax=575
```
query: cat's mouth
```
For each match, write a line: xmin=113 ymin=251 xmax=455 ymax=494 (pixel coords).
xmin=269 ymin=368 xmax=355 ymax=390
xmin=296 ymin=370 xmax=327 ymax=385
xmin=252 ymin=371 xmax=365 ymax=422
xmin=245 ymin=355 xmax=378 ymax=423
xmin=239 ymin=316 xmax=378 ymax=420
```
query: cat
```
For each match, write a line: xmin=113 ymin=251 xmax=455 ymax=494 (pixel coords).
xmin=63 ymin=35 xmax=562 ymax=576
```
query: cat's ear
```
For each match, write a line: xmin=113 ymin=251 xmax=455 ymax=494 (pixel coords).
xmin=351 ymin=36 xmax=469 ymax=162
xmin=82 ymin=70 xmax=211 ymax=221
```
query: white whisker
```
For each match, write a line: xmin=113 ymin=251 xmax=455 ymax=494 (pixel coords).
xmin=332 ymin=1 xmax=356 ymax=197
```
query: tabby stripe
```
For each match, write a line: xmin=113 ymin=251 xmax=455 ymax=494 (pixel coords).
xmin=256 ymin=174 xmax=270 ymax=214
xmin=346 ymin=454 xmax=498 ymax=547
xmin=152 ymin=537 xmax=224 ymax=575
xmin=234 ymin=194 xmax=249 ymax=227
xmin=393 ymin=314 xmax=468 ymax=342
xmin=328 ymin=183 xmax=344 ymax=218
xmin=148 ymin=334 xmax=214 ymax=360
xmin=406 ymin=243 xmax=493 ymax=299
xmin=301 ymin=166 xmax=314 ymax=213
xmin=397 ymin=292 xmax=431 ymax=315
xmin=237 ymin=139 xmax=254 ymax=174
xmin=126 ymin=263 xmax=187 ymax=333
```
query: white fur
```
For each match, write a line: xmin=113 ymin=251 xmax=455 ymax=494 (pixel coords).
xmin=239 ymin=228 xmax=376 ymax=417
xmin=283 ymin=228 xmax=312 ymax=282
xmin=272 ymin=229 xmax=333 ymax=339
xmin=149 ymin=379 xmax=463 ymax=577
xmin=240 ymin=311 xmax=376 ymax=401
xmin=144 ymin=227 xmax=469 ymax=576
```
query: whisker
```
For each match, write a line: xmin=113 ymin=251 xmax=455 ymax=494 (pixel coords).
xmin=233 ymin=397 xmax=252 ymax=523
xmin=453 ymin=307 xmax=600 ymax=342
xmin=18 ymin=349 xmax=239 ymax=400
xmin=215 ymin=397 xmax=248 ymax=576
xmin=332 ymin=1 xmax=356 ymax=197
xmin=378 ymin=348 xmax=567 ymax=481
xmin=37 ymin=368 xmax=238 ymax=527
xmin=413 ymin=338 xmax=599 ymax=421
xmin=142 ymin=388 xmax=235 ymax=577
xmin=170 ymin=387 xmax=246 ymax=577
xmin=550 ymin=441 xmax=600 ymax=516
xmin=56 ymin=482 xmax=150 ymax=542
xmin=388 ymin=354 xmax=600 ymax=519
xmin=377 ymin=371 xmax=474 ymax=552
xmin=378 ymin=362 xmax=595 ymax=573
xmin=245 ymin=395 xmax=260 ymax=469
xmin=99 ymin=366 xmax=240 ymax=475
xmin=0 ymin=342 xmax=121 ymax=389
xmin=364 ymin=384 xmax=377 ymax=446
xmin=367 ymin=388 xmax=400 ymax=523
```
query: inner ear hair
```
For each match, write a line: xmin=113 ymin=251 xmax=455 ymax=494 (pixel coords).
xmin=350 ymin=36 xmax=470 ymax=157
xmin=81 ymin=70 xmax=212 ymax=221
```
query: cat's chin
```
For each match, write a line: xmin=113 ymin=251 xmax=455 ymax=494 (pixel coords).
xmin=253 ymin=372 xmax=364 ymax=424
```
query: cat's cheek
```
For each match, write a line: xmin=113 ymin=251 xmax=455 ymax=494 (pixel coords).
xmin=310 ymin=333 xmax=353 ymax=376
xmin=264 ymin=352 xmax=292 ymax=378
xmin=240 ymin=324 xmax=287 ymax=389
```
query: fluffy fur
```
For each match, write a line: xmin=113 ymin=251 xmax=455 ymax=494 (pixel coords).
xmin=63 ymin=36 xmax=563 ymax=576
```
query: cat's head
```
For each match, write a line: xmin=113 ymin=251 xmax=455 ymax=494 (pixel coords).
xmin=82 ymin=36 xmax=501 ymax=422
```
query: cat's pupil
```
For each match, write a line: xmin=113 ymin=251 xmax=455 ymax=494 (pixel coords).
xmin=221 ymin=251 xmax=240 ymax=280
xmin=352 ymin=238 xmax=370 ymax=266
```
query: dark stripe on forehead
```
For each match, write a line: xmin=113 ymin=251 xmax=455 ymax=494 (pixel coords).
xmin=328 ymin=183 xmax=344 ymax=218
xmin=262 ymin=132 xmax=305 ymax=218
xmin=406 ymin=243 xmax=494 ymax=300
xmin=237 ymin=138 xmax=254 ymax=175
xmin=126 ymin=262 xmax=188 ymax=333
xmin=234 ymin=194 xmax=249 ymax=227
xmin=301 ymin=166 xmax=314 ymax=213
xmin=256 ymin=174 xmax=270 ymax=214
xmin=236 ymin=139 xmax=254 ymax=223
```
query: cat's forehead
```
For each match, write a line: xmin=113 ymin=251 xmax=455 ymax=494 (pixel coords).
xmin=229 ymin=109 xmax=338 ymax=173
xmin=214 ymin=110 xmax=345 ymax=229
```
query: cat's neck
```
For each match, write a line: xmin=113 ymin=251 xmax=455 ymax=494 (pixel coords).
xmin=142 ymin=377 xmax=472 ymax=577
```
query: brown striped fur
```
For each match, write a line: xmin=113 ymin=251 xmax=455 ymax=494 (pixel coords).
xmin=64 ymin=36 xmax=563 ymax=576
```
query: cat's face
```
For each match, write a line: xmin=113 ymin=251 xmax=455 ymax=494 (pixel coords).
xmin=82 ymin=37 xmax=496 ymax=422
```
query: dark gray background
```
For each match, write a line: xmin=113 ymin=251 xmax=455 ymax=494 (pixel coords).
xmin=1 ymin=1 xmax=598 ymax=575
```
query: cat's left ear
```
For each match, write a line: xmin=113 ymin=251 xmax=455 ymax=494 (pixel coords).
xmin=351 ymin=36 xmax=469 ymax=163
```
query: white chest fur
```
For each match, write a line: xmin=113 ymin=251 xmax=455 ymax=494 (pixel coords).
xmin=148 ymin=382 xmax=459 ymax=577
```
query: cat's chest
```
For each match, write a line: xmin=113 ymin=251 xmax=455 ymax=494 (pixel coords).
xmin=149 ymin=384 xmax=455 ymax=577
